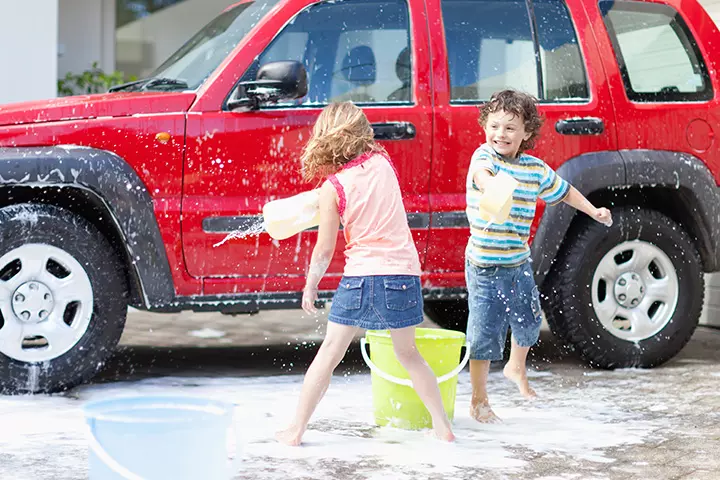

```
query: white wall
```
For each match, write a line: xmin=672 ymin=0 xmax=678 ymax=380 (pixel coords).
xmin=700 ymin=0 xmax=720 ymax=25
xmin=0 ymin=0 xmax=59 ymax=104
xmin=58 ymin=0 xmax=115 ymax=77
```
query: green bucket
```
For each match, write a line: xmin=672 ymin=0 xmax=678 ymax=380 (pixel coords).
xmin=361 ymin=328 xmax=469 ymax=430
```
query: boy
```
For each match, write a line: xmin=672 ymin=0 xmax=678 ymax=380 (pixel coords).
xmin=466 ymin=90 xmax=612 ymax=423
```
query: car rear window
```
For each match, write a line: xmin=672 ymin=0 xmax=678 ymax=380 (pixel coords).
xmin=600 ymin=0 xmax=712 ymax=102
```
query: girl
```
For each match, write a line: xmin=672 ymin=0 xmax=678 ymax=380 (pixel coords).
xmin=276 ymin=102 xmax=455 ymax=446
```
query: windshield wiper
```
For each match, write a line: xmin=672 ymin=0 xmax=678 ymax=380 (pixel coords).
xmin=109 ymin=77 xmax=189 ymax=93
xmin=108 ymin=78 xmax=147 ymax=92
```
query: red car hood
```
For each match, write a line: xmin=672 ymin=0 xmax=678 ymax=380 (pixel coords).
xmin=0 ymin=92 xmax=196 ymax=127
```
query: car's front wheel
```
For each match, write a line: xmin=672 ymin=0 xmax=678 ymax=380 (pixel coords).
xmin=0 ymin=204 xmax=128 ymax=393
xmin=543 ymin=207 xmax=703 ymax=369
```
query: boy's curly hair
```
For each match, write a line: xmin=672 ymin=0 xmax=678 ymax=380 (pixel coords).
xmin=301 ymin=102 xmax=383 ymax=181
xmin=479 ymin=90 xmax=544 ymax=153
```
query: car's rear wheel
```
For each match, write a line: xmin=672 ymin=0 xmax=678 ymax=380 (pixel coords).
xmin=543 ymin=207 xmax=702 ymax=369
xmin=0 ymin=204 xmax=128 ymax=393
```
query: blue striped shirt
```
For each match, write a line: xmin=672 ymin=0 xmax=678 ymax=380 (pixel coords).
xmin=465 ymin=144 xmax=570 ymax=267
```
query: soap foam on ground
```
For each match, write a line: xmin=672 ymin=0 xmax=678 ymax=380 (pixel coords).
xmin=0 ymin=370 xmax=668 ymax=479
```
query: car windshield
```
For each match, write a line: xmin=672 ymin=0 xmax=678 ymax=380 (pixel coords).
xmin=137 ymin=0 xmax=280 ymax=91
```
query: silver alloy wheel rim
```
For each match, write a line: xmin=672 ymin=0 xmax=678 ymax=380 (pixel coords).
xmin=0 ymin=244 xmax=94 ymax=362
xmin=591 ymin=240 xmax=679 ymax=342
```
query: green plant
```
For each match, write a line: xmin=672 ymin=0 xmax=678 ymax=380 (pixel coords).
xmin=57 ymin=62 xmax=137 ymax=97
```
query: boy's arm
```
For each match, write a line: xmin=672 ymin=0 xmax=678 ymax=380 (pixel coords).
xmin=302 ymin=181 xmax=340 ymax=314
xmin=470 ymin=146 xmax=497 ymax=192
xmin=473 ymin=168 xmax=494 ymax=192
xmin=563 ymin=186 xmax=613 ymax=226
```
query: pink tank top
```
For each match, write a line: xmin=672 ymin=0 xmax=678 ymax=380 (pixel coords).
xmin=327 ymin=151 xmax=422 ymax=277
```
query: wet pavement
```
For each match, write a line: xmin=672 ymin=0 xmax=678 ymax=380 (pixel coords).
xmin=1 ymin=307 xmax=719 ymax=479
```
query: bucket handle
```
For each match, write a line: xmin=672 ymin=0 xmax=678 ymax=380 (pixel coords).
xmin=86 ymin=423 xmax=144 ymax=480
xmin=360 ymin=338 xmax=471 ymax=387
xmin=86 ymin=406 xmax=243 ymax=480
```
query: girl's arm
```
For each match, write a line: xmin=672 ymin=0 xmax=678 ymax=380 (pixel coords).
xmin=563 ymin=186 xmax=613 ymax=226
xmin=302 ymin=181 xmax=341 ymax=314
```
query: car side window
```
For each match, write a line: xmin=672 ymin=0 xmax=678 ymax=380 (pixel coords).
xmin=441 ymin=0 xmax=539 ymax=102
xmin=600 ymin=0 xmax=712 ymax=102
xmin=237 ymin=0 xmax=412 ymax=107
xmin=533 ymin=0 xmax=589 ymax=101
xmin=441 ymin=0 xmax=588 ymax=103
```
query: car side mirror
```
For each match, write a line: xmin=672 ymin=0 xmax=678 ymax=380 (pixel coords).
xmin=227 ymin=61 xmax=308 ymax=111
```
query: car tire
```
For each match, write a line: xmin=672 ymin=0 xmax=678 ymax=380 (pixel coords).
xmin=0 ymin=203 xmax=128 ymax=393
xmin=543 ymin=206 xmax=703 ymax=369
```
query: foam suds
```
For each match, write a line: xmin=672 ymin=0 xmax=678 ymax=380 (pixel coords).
xmin=0 ymin=371 xmax=666 ymax=479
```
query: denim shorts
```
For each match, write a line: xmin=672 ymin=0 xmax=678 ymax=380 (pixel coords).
xmin=328 ymin=275 xmax=424 ymax=330
xmin=465 ymin=260 xmax=542 ymax=361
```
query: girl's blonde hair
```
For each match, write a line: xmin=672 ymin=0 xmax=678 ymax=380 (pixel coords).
xmin=301 ymin=102 xmax=382 ymax=181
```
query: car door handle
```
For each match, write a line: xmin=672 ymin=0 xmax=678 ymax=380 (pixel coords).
xmin=555 ymin=117 xmax=604 ymax=135
xmin=372 ymin=122 xmax=416 ymax=140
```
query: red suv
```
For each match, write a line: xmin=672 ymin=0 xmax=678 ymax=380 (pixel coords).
xmin=1 ymin=0 xmax=718 ymax=393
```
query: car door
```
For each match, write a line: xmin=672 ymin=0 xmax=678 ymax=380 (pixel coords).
xmin=181 ymin=0 xmax=433 ymax=295
xmin=423 ymin=0 xmax=617 ymax=285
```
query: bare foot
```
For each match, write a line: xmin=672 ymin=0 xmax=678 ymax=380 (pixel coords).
xmin=469 ymin=401 xmax=501 ymax=423
xmin=424 ymin=425 xmax=456 ymax=442
xmin=503 ymin=364 xmax=537 ymax=400
xmin=275 ymin=426 xmax=304 ymax=446
xmin=432 ymin=421 xmax=456 ymax=442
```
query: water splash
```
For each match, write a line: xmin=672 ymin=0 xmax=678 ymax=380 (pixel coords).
xmin=213 ymin=219 xmax=266 ymax=248
xmin=26 ymin=364 xmax=39 ymax=394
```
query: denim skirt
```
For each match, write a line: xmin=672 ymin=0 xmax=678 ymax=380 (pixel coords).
xmin=328 ymin=275 xmax=424 ymax=330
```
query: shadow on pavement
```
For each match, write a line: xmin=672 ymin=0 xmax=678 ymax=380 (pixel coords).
xmin=95 ymin=329 xmax=582 ymax=384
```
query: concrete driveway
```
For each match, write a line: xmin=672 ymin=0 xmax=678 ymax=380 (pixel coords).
xmin=0 ymin=308 xmax=718 ymax=480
